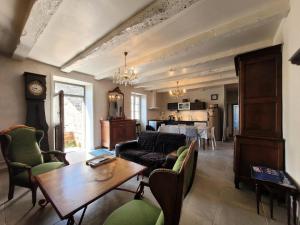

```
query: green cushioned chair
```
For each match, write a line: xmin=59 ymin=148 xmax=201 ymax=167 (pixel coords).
xmin=0 ymin=125 xmax=69 ymax=206
xmin=103 ymin=140 xmax=198 ymax=225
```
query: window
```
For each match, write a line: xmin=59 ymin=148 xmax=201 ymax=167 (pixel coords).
xmin=131 ymin=94 xmax=141 ymax=121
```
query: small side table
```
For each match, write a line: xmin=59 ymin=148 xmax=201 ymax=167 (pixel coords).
xmin=251 ymin=166 xmax=299 ymax=225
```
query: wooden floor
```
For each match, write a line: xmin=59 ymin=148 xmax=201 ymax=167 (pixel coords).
xmin=0 ymin=142 xmax=287 ymax=225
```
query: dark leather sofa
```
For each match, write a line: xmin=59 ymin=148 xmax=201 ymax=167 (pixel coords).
xmin=115 ymin=131 xmax=186 ymax=173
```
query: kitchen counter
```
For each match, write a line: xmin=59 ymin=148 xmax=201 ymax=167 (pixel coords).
xmin=148 ymin=119 xmax=207 ymax=130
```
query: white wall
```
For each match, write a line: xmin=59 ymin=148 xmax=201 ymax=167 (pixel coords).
xmin=274 ymin=0 xmax=300 ymax=184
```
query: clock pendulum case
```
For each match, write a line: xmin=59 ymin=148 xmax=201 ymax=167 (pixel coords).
xmin=24 ymin=72 xmax=50 ymax=152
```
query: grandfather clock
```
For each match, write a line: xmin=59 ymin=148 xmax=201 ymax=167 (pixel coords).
xmin=24 ymin=72 xmax=49 ymax=152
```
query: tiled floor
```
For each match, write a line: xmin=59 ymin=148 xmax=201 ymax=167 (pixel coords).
xmin=0 ymin=142 xmax=287 ymax=225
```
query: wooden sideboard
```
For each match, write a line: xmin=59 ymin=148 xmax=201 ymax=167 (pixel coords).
xmin=234 ymin=45 xmax=284 ymax=188
xmin=100 ymin=119 xmax=136 ymax=150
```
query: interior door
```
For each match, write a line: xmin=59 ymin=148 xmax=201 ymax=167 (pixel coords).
xmin=54 ymin=90 xmax=64 ymax=151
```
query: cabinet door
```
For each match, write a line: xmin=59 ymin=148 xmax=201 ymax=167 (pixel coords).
xmin=238 ymin=46 xmax=282 ymax=138
xmin=167 ymin=103 xmax=178 ymax=111
xmin=235 ymin=136 xmax=284 ymax=181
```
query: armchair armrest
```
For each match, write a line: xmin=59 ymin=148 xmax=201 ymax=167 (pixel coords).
xmin=41 ymin=151 xmax=69 ymax=165
xmin=134 ymin=181 xmax=150 ymax=199
xmin=115 ymin=140 xmax=138 ymax=156
xmin=9 ymin=161 xmax=32 ymax=170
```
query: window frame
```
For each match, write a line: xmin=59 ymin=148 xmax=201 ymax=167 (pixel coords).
xmin=131 ymin=94 xmax=142 ymax=121
xmin=54 ymin=81 xmax=86 ymax=99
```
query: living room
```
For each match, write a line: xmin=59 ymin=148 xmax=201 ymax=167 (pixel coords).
xmin=0 ymin=0 xmax=300 ymax=225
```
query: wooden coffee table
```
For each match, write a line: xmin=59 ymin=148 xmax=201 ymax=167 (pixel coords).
xmin=35 ymin=157 xmax=146 ymax=225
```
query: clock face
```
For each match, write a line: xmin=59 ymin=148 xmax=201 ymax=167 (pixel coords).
xmin=28 ymin=80 xmax=44 ymax=96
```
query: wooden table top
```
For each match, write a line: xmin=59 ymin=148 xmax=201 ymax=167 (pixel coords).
xmin=35 ymin=158 xmax=146 ymax=219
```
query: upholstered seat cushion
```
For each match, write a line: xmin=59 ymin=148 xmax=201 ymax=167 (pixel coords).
xmin=13 ymin=162 xmax=64 ymax=185
xmin=140 ymin=152 xmax=166 ymax=167
xmin=119 ymin=149 xmax=148 ymax=164
xmin=103 ymin=199 xmax=161 ymax=225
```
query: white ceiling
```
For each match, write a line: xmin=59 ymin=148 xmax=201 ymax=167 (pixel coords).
xmin=0 ymin=0 xmax=289 ymax=92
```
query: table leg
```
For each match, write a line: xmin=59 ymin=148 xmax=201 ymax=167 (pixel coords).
xmin=78 ymin=206 xmax=88 ymax=225
xmin=256 ymin=183 xmax=261 ymax=214
xmin=202 ymin=138 xmax=206 ymax=150
xmin=38 ymin=199 xmax=49 ymax=208
xmin=66 ymin=216 xmax=75 ymax=225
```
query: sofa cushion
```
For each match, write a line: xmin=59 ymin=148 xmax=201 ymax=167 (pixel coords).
xmin=138 ymin=131 xmax=159 ymax=151
xmin=172 ymin=149 xmax=188 ymax=173
xmin=155 ymin=133 xmax=186 ymax=154
xmin=177 ymin=145 xmax=189 ymax=156
xmin=140 ymin=152 xmax=166 ymax=167
xmin=103 ymin=199 xmax=161 ymax=225
xmin=13 ymin=162 xmax=64 ymax=185
xmin=119 ymin=149 xmax=148 ymax=164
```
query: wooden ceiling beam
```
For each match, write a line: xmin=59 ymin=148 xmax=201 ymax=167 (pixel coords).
xmin=144 ymin=72 xmax=236 ymax=90
xmin=134 ymin=65 xmax=235 ymax=88
xmin=60 ymin=0 xmax=201 ymax=73
xmin=13 ymin=0 xmax=64 ymax=59
xmin=95 ymin=1 xmax=288 ymax=79
xmin=156 ymin=78 xmax=238 ymax=92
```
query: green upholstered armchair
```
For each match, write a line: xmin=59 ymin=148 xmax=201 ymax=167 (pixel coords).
xmin=103 ymin=140 xmax=198 ymax=225
xmin=0 ymin=125 xmax=69 ymax=206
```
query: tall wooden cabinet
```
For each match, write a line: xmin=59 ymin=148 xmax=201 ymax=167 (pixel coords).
xmin=234 ymin=45 xmax=284 ymax=188
xmin=100 ymin=120 xmax=136 ymax=150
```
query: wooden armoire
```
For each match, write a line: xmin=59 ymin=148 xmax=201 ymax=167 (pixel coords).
xmin=234 ymin=45 xmax=284 ymax=188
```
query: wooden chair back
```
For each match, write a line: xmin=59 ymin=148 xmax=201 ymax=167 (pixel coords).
xmin=149 ymin=140 xmax=197 ymax=225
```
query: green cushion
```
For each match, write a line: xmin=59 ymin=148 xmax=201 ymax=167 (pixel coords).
xmin=103 ymin=199 xmax=161 ymax=225
xmin=172 ymin=149 xmax=188 ymax=172
xmin=155 ymin=212 xmax=164 ymax=225
xmin=176 ymin=145 xmax=189 ymax=156
xmin=13 ymin=162 xmax=64 ymax=185
xmin=8 ymin=127 xmax=43 ymax=167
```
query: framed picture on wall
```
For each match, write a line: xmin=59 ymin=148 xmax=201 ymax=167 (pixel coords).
xmin=211 ymin=94 xmax=218 ymax=100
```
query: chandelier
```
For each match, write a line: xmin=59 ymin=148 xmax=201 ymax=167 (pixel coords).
xmin=169 ymin=81 xmax=186 ymax=98
xmin=113 ymin=52 xmax=138 ymax=86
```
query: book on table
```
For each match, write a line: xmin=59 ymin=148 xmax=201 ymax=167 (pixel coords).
xmin=86 ymin=154 xmax=116 ymax=167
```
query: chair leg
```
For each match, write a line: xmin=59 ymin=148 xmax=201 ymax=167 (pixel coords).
xmin=212 ymin=140 xmax=215 ymax=150
xmin=32 ymin=187 xmax=37 ymax=206
xmin=8 ymin=182 xmax=15 ymax=200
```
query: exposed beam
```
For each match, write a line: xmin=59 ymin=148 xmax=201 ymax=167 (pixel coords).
xmin=13 ymin=0 xmax=64 ymax=59
xmin=157 ymin=78 xmax=238 ymax=92
xmin=135 ymin=40 xmax=271 ymax=81
xmin=134 ymin=65 xmax=235 ymax=88
xmin=144 ymin=72 xmax=236 ymax=90
xmin=61 ymin=0 xmax=202 ymax=73
xmin=96 ymin=0 xmax=288 ymax=79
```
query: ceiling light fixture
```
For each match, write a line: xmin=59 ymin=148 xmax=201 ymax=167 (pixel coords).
xmin=169 ymin=81 xmax=186 ymax=98
xmin=113 ymin=52 xmax=138 ymax=86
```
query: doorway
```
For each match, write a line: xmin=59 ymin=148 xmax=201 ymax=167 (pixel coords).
xmin=54 ymin=82 xmax=86 ymax=152
xmin=233 ymin=104 xmax=239 ymax=136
